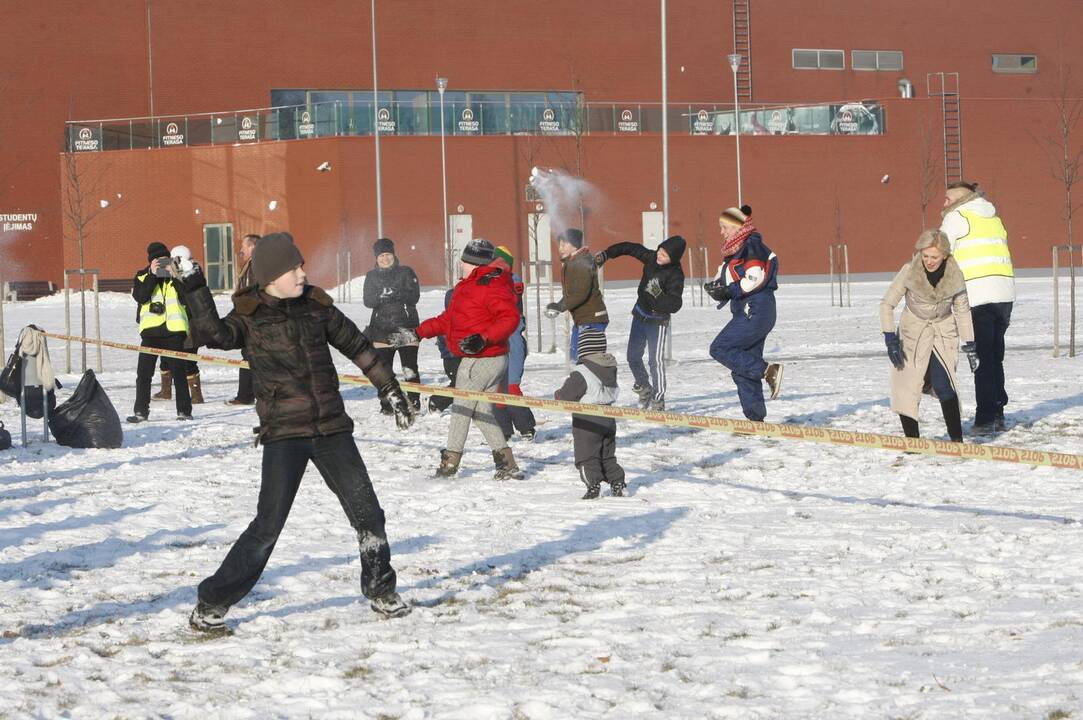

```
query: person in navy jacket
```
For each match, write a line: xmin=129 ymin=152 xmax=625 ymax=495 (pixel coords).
xmin=704 ymin=206 xmax=784 ymax=421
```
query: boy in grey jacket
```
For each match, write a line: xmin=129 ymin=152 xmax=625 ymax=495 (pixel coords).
xmin=553 ymin=328 xmax=626 ymax=499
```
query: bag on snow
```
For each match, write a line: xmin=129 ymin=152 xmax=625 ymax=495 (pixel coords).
xmin=0 ymin=337 xmax=60 ymax=419
xmin=49 ymin=369 xmax=123 ymax=449
xmin=0 ymin=421 xmax=10 ymax=451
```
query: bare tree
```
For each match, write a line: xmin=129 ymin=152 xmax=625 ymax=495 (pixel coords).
xmin=1034 ymin=59 xmax=1083 ymax=356
xmin=61 ymin=150 xmax=110 ymax=370
xmin=916 ymin=111 xmax=941 ymax=230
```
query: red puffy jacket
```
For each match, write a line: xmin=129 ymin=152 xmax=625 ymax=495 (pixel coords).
xmin=416 ymin=264 xmax=520 ymax=357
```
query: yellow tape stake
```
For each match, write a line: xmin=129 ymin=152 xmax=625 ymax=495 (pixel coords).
xmin=43 ymin=331 xmax=1083 ymax=470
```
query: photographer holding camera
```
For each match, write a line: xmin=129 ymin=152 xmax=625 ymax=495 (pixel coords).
xmin=128 ymin=241 xmax=195 ymax=422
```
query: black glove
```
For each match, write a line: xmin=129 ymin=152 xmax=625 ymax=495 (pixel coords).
xmin=387 ymin=327 xmax=419 ymax=347
xmin=458 ymin=333 xmax=486 ymax=355
xmin=544 ymin=302 xmax=561 ymax=319
xmin=594 ymin=250 xmax=608 ymax=267
xmin=884 ymin=332 xmax=906 ymax=371
xmin=179 ymin=265 xmax=207 ymax=293
xmin=962 ymin=341 xmax=979 ymax=373
xmin=377 ymin=379 xmax=415 ymax=430
xmin=645 ymin=277 xmax=663 ymax=298
xmin=703 ymin=279 xmax=730 ymax=303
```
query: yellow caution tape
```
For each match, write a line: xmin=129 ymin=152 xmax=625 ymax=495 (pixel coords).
xmin=43 ymin=331 xmax=1083 ymax=470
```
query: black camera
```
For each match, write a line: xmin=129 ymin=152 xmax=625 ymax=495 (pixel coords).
xmin=149 ymin=301 xmax=166 ymax=315
xmin=153 ymin=264 xmax=173 ymax=279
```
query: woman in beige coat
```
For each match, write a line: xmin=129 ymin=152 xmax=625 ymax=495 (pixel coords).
xmin=879 ymin=230 xmax=978 ymax=442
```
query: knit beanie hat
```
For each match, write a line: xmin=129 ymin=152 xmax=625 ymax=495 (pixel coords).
xmin=373 ymin=237 xmax=395 ymax=256
xmin=577 ymin=327 xmax=607 ymax=357
xmin=461 ymin=238 xmax=495 ymax=266
xmin=147 ymin=242 xmax=170 ymax=263
xmin=719 ymin=207 xmax=748 ymax=227
xmin=494 ymin=245 xmax=514 ymax=267
xmin=559 ymin=228 xmax=584 ymax=248
xmin=252 ymin=232 xmax=305 ymax=287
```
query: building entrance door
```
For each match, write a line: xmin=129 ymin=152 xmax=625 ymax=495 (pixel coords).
xmin=448 ymin=214 xmax=472 ymax=282
xmin=526 ymin=212 xmax=552 ymax=284
xmin=641 ymin=211 xmax=664 ymax=250
xmin=202 ymin=223 xmax=235 ymax=291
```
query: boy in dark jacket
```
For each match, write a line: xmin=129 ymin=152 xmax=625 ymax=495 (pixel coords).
xmin=554 ymin=328 xmax=625 ymax=499
xmin=705 ymin=207 xmax=784 ymax=421
xmin=181 ymin=232 xmax=415 ymax=632
xmin=595 ymin=235 xmax=686 ymax=410
xmin=491 ymin=244 xmax=537 ymax=441
xmin=427 ymin=287 xmax=458 ymax=414
xmin=363 ymin=237 xmax=422 ymax=412
xmin=544 ymin=228 xmax=609 ymax=361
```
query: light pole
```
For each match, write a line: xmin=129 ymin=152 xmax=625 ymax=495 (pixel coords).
xmin=660 ymin=0 xmax=669 ymax=237
xmin=727 ymin=53 xmax=743 ymax=207
xmin=436 ymin=76 xmax=450 ymax=287
xmin=371 ymin=0 xmax=383 ymax=237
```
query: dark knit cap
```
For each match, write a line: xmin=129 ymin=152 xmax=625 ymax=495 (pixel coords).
xmin=373 ymin=237 xmax=395 ymax=256
xmin=147 ymin=242 xmax=170 ymax=262
xmin=252 ymin=232 xmax=305 ymax=287
xmin=577 ymin=327 xmax=607 ymax=357
xmin=659 ymin=235 xmax=687 ymax=263
xmin=559 ymin=228 xmax=584 ymax=248
xmin=461 ymin=238 xmax=495 ymax=266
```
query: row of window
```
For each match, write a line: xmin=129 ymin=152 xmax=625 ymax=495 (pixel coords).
xmin=792 ymin=49 xmax=1038 ymax=74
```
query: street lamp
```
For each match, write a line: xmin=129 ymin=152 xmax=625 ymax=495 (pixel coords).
xmin=436 ymin=76 xmax=450 ymax=287
xmin=371 ymin=0 xmax=383 ymax=237
xmin=660 ymin=0 xmax=669 ymax=238
xmin=727 ymin=53 xmax=743 ymax=207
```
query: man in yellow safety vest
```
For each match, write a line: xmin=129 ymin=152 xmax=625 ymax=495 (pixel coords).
xmin=128 ymin=242 xmax=195 ymax=422
xmin=940 ymin=180 xmax=1015 ymax=434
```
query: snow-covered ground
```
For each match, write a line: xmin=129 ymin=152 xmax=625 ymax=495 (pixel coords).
xmin=2 ymin=277 xmax=1082 ymax=719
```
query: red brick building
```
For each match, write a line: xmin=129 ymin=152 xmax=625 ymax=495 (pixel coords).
xmin=0 ymin=1 xmax=1078 ymax=289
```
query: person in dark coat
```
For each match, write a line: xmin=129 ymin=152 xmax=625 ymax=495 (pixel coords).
xmin=226 ymin=233 xmax=260 ymax=406
xmin=705 ymin=207 xmax=783 ymax=421
xmin=129 ymin=242 xmax=194 ymax=422
xmin=595 ymin=235 xmax=686 ymax=410
xmin=544 ymin=228 xmax=609 ymax=361
xmin=554 ymin=328 xmax=625 ymax=499
xmin=363 ymin=237 xmax=422 ymax=412
xmin=181 ymin=232 xmax=416 ymax=633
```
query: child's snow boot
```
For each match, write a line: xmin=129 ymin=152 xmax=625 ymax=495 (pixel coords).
xmin=435 ymin=449 xmax=462 ymax=477
xmin=492 ymin=447 xmax=524 ymax=480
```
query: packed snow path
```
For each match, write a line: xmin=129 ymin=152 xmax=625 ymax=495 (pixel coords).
xmin=2 ymin=278 xmax=1082 ymax=718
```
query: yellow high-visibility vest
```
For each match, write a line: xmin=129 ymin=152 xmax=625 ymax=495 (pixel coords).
xmin=953 ymin=210 xmax=1014 ymax=282
xmin=137 ymin=274 xmax=189 ymax=333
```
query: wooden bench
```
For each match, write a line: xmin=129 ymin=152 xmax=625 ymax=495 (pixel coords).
xmin=97 ymin=279 xmax=134 ymax=294
xmin=3 ymin=280 xmax=56 ymax=301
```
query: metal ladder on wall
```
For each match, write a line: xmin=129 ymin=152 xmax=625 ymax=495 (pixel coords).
xmin=733 ymin=0 xmax=752 ymax=101
xmin=927 ymin=72 xmax=963 ymax=186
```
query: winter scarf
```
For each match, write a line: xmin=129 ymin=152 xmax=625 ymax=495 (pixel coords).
xmin=17 ymin=325 xmax=56 ymax=390
xmin=941 ymin=190 xmax=983 ymax=218
xmin=721 ymin=220 xmax=757 ymax=259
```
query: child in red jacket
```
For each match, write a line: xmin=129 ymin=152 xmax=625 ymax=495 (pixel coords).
xmin=391 ymin=239 xmax=524 ymax=479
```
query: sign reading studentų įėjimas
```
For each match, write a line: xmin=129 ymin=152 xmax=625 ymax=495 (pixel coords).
xmin=0 ymin=213 xmax=37 ymax=232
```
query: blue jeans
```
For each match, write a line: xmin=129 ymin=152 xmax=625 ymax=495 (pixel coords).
xmin=197 ymin=432 xmax=397 ymax=609
xmin=709 ymin=295 xmax=776 ymax=421
xmin=627 ymin=315 xmax=668 ymax=401
xmin=570 ymin=322 xmax=609 ymax=361
xmin=971 ymin=302 xmax=1012 ymax=425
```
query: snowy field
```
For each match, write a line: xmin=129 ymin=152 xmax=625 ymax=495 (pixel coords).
xmin=2 ymin=276 xmax=1083 ymax=719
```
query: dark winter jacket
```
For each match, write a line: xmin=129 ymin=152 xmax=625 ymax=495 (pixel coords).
xmin=362 ymin=260 xmax=420 ymax=343
xmin=132 ymin=268 xmax=190 ymax=340
xmin=554 ymin=352 xmax=619 ymax=459
xmin=604 ymin=236 xmax=686 ymax=323
xmin=187 ymin=284 xmax=394 ymax=445
xmin=556 ymin=247 xmax=609 ymax=326
xmin=718 ymin=232 xmax=779 ymax=314
xmin=434 ymin=288 xmax=455 ymax=361
xmin=416 ymin=263 xmax=520 ymax=358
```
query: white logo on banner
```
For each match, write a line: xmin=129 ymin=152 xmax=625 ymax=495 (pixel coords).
xmin=693 ymin=109 xmax=714 ymax=135
xmin=74 ymin=127 xmax=99 ymax=151
xmin=458 ymin=107 xmax=479 ymax=133
xmin=539 ymin=107 xmax=561 ymax=133
xmin=238 ymin=116 xmax=258 ymax=141
xmin=377 ymin=107 xmax=396 ymax=132
xmin=298 ymin=110 xmax=315 ymax=137
xmin=162 ymin=121 xmax=185 ymax=146
xmin=618 ymin=109 xmax=639 ymax=133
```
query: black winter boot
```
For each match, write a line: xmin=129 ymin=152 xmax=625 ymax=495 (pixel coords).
xmin=899 ymin=414 xmax=919 ymax=438
xmin=941 ymin=398 xmax=963 ymax=442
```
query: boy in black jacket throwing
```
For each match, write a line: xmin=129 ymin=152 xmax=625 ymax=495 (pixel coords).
xmin=554 ymin=328 xmax=626 ymax=499
xmin=180 ymin=232 xmax=416 ymax=632
xmin=595 ymin=235 xmax=685 ymax=410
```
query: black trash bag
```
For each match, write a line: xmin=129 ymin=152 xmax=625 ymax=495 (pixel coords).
xmin=0 ymin=421 xmax=10 ymax=451
xmin=49 ymin=370 xmax=123 ymax=449
xmin=22 ymin=383 xmax=59 ymax=420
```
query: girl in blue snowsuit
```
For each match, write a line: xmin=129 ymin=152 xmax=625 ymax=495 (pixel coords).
xmin=705 ymin=207 xmax=783 ymax=421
